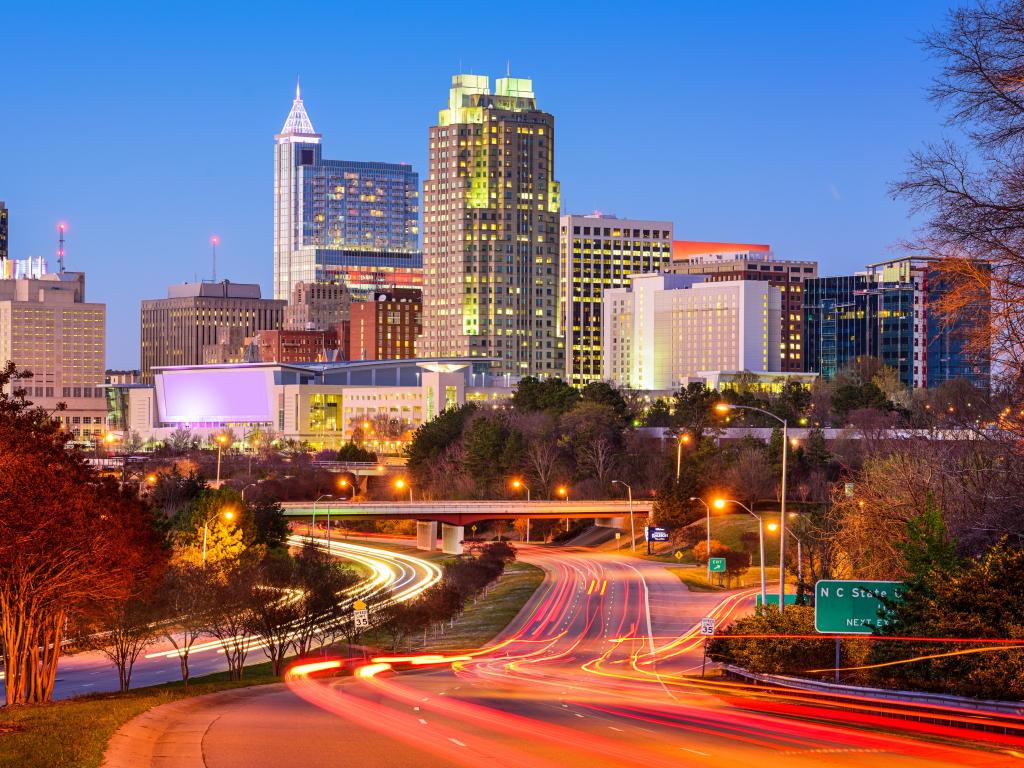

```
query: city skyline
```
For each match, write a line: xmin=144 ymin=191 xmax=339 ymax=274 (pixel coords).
xmin=1 ymin=1 xmax=952 ymax=368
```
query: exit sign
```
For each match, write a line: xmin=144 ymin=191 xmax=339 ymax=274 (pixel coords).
xmin=814 ymin=580 xmax=904 ymax=634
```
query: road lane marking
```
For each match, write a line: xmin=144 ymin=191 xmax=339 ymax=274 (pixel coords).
xmin=418 ymin=718 xmax=428 ymax=725
xmin=608 ymin=726 xmax=623 ymax=732
xmin=680 ymin=747 xmax=709 ymax=756
xmin=449 ymin=738 xmax=466 ymax=747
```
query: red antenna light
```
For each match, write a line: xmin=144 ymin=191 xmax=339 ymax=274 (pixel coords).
xmin=210 ymin=235 xmax=219 ymax=282
xmin=57 ymin=222 xmax=67 ymax=273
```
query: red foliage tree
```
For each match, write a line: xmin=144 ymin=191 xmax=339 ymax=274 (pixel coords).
xmin=0 ymin=362 xmax=165 ymax=704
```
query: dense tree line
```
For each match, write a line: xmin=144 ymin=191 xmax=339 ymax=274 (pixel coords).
xmin=404 ymin=379 xmax=658 ymax=511
xmin=373 ymin=542 xmax=517 ymax=650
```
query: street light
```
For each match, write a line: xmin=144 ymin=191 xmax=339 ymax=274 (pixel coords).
xmin=394 ymin=477 xmax=412 ymax=501
xmin=214 ymin=433 xmax=229 ymax=485
xmin=713 ymin=498 xmax=766 ymax=605
xmin=511 ymin=479 xmax=530 ymax=542
xmin=675 ymin=433 xmax=692 ymax=481
xmin=689 ymin=497 xmax=712 ymax=582
xmin=715 ymin=402 xmax=790 ymax=612
xmin=557 ymin=485 xmax=569 ymax=532
xmin=311 ymin=493 xmax=332 ymax=544
xmin=201 ymin=507 xmax=235 ymax=567
xmin=611 ymin=480 xmax=635 ymax=552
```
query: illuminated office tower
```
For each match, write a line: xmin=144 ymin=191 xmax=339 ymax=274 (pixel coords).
xmin=560 ymin=213 xmax=673 ymax=385
xmin=274 ymin=81 xmax=421 ymax=301
xmin=419 ymin=74 xmax=563 ymax=377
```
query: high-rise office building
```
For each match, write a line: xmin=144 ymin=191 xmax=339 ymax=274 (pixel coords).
xmin=559 ymin=213 xmax=673 ymax=386
xmin=0 ymin=270 xmax=107 ymax=441
xmin=803 ymin=256 xmax=990 ymax=390
xmin=349 ymin=288 xmax=422 ymax=361
xmin=603 ymin=274 xmax=782 ymax=392
xmin=419 ymin=74 xmax=563 ymax=377
xmin=0 ymin=202 xmax=8 ymax=263
xmin=140 ymin=281 xmax=285 ymax=382
xmin=274 ymin=82 xmax=421 ymax=301
xmin=664 ymin=242 xmax=816 ymax=373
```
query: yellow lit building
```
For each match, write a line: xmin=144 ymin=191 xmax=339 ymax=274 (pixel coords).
xmin=0 ymin=270 xmax=107 ymax=442
xmin=559 ymin=213 xmax=673 ymax=386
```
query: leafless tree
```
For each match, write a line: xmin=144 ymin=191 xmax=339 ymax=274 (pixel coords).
xmin=78 ymin=596 xmax=161 ymax=693
xmin=893 ymin=1 xmax=1024 ymax=398
xmin=158 ymin=564 xmax=213 ymax=687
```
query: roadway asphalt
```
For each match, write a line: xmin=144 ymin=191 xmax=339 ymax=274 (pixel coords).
xmin=114 ymin=545 xmax=1022 ymax=767
xmin=0 ymin=537 xmax=441 ymax=701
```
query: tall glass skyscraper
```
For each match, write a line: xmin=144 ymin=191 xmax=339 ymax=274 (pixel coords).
xmin=274 ymin=82 xmax=421 ymax=301
xmin=804 ymin=257 xmax=990 ymax=390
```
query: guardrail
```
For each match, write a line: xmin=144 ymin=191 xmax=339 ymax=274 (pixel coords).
xmin=721 ymin=664 xmax=1024 ymax=723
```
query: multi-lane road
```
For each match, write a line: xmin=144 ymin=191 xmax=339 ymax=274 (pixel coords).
xmin=0 ymin=537 xmax=442 ymax=701
xmin=120 ymin=542 xmax=1024 ymax=767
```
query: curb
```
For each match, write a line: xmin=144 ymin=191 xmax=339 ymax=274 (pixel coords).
xmin=102 ymin=683 xmax=287 ymax=768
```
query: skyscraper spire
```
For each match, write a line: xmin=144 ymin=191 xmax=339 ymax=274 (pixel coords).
xmin=278 ymin=78 xmax=319 ymax=139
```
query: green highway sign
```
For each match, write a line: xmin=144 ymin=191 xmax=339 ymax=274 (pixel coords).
xmin=709 ymin=557 xmax=726 ymax=573
xmin=756 ymin=593 xmax=798 ymax=607
xmin=814 ymin=580 xmax=904 ymax=634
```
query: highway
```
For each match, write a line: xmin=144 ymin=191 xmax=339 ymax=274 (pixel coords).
xmin=135 ymin=544 xmax=1024 ymax=767
xmin=1 ymin=537 xmax=442 ymax=701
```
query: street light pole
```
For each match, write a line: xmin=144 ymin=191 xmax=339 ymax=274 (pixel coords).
xmin=689 ymin=497 xmax=711 ymax=582
xmin=202 ymin=508 xmax=235 ymax=567
xmin=713 ymin=498 xmax=766 ymax=605
xmin=675 ymin=433 xmax=691 ymax=481
xmin=512 ymin=479 xmax=530 ymax=542
xmin=715 ymin=403 xmax=789 ymax=611
xmin=311 ymin=493 xmax=332 ymax=544
xmin=612 ymin=480 xmax=634 ymax=552
xmin=214 ymin=434 xmax=228 ymax=485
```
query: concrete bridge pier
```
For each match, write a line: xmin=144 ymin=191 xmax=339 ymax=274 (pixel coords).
xmin=416 ymin=521 xmax=438 ymax=551
xmin=441 ymin=523 xmax=464 ymax=555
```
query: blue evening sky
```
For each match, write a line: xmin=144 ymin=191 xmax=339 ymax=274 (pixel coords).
xmin=0 ymin=1 xmax=960 ymax=368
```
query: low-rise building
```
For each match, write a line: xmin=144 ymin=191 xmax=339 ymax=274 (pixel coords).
xmin=115 ymin=358 xmax=513 ymax=454
xmin=255 ymin=328 xmax=342 ymax=363
xmin=349 ymin=288 xmax=421 ymax=361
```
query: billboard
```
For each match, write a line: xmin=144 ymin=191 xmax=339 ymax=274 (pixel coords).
xmin=156 ymin=367 xmax=275 ymax=424
xmin=645 ymin=526 xmax=670 ymax=542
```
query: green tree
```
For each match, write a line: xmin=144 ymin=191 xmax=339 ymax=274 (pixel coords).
xmin=512 ymin=376 xmax=580 ymax=414
xmin=708 ymin=605 xmax=840 ymax=675
xmin=336 ymin=441 xmax=377 ymax=462
xmin=831 ymin=381 xmax=890 ymax=422
xmin=870 ymin=541 xmax=1024 ymax=700
xmin=580 ymin=381 xmax=628 ymax=421
xmin=405 ymin=403 xmax=476 ymax=482
xmin=463 ymin=416 xmax=521 ymax=497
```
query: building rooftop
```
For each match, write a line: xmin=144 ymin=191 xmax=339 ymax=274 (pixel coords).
xmin=165 ymin=280 xmax=264 ymax=300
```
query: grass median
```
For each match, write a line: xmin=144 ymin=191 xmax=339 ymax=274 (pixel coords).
xmin=0 ymin=662 xmax=279 ymax=768
xmin=0 ymin=560 xmax=544 ymax=768
xmin=407 ymin=561 xmax=545 ymax=652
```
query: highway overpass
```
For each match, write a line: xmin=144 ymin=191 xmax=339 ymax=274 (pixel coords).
xmin=281 ymin=499 xmax=652 ymax=554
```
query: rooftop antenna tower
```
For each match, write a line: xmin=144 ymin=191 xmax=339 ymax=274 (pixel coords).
xmin=210 ymin=235 xmax=219 ymax=282
xmin=57 ymin=222 xmax=67 ymax=273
